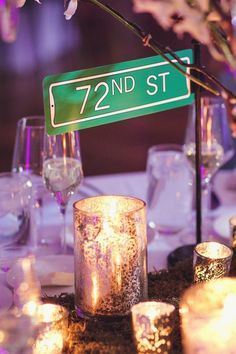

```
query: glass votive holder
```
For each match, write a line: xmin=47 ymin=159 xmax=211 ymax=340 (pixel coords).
xmin=73 ymin=195 xmax=147 ymax=318
xmin=229 ymin=216 xmax=236 ymax=249
xmin=131 ymin=301 xmax=175 ymax=354
xmin=193 ymin=241 xmax=232 ymax=283
xmin=0 ymin=310 xmax=36 ymax=353
xmin=33 ymin=304 xmax=69 ymax=354
xmin=180 ymin=278 xmax=236 ymax=354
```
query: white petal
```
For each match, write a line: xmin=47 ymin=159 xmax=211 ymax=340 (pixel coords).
xmin=16 ymin=0 xmax=27 ymax=8
xmin=64 ymin=0 xmax=78 ymax=20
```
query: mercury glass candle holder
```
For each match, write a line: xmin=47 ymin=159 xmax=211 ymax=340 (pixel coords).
xmin=229 ymin=216 xmax=236 ymax=249
xmin=131 ymin=301 xmax=175 ymax=353
xmin=193 ymin=241 xmax=232 ymax=283
xmin=180 ymin=278 xmax=236 ymax=354
xmin=73 ymin=195 xmax=147 ymax=318
xmin=33 ymin=304 xmax=69 ymax=354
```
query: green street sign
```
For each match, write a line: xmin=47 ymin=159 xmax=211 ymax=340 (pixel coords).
xmin=43 ymin=49 xmax=194 ymax=135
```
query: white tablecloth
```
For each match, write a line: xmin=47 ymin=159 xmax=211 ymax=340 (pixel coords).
xmin=42 ymin=170 xmax=233 ymax=272
xmin=1 ymin=170 xmax=235 ymax=305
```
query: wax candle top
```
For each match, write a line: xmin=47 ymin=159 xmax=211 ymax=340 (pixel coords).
xmin=180 ymin=278 xmax=236 ymax=316
xmin=195 ymin=242 xmax=232 ymax=260
xmin=73 ymin=195 xmax=146 ymax=215
xmin=132 ymin=301 xmax=175 ymax=318
xmin=37 ymin=304 xmax=68 ymax=324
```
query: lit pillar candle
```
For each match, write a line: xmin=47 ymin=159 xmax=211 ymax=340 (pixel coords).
xmin=131 ymin=301 xmax=175 ymax=353
xmin=193 ymin=241 xmax=232 ymax=283
xmin=34 ymin=304 xmax=68 ymax=354
xmin=180 ymin=278 xmax=236 ymax=354
xmin=73 ymin=195 xmax=147 ymax=318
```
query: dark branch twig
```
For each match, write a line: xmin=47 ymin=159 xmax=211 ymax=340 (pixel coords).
xmin=83 ymin=0 xmax=236 ymax=100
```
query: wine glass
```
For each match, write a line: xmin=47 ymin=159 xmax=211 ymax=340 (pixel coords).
xmin=183 ymin=96 xmax=234 ymax=225
xmin=12 ymin=116 xmax=46 ymax=250
xmin=43 ymin=131 xmax=83 ymax=254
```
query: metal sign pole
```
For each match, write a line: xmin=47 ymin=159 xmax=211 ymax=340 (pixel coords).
xmin=167 ymin=41 xmax=202 ymax=267
xmin=193 ymin=41 xmax=202 ymax=245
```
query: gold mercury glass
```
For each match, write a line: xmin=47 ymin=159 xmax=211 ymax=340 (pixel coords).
xmin=193 ymin=241 xmax=232 ymax=283
xmin=33 ymin=304 xmax=69 ymax=354
xmin=73 ymin=195 xmax=147 ymax=318
xmin=131 ymin=301 xmax=175 ymax=354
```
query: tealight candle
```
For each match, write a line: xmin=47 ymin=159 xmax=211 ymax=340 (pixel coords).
xmin=229 ymin=216 xmax=236 ymax=248
xmin=193 ymin=241 xmax=232 ymax=283
xmin=73 ymin=195 xmax=147 ymax=318
xmin=131 ymin=301 xmax=175 ymax=353
xmin=34 ymin=304 xmax=68 ymax=354
xmin=180 ymin=278 xmax=236 ymax=354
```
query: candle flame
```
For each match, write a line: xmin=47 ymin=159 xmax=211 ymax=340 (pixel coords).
xmin=38 ymin=304 xmax=65 ymax=323
xmin=206 ymin=116 xmax=212 ymax=149
xmin=113 ymin=250 xmax=122 ymax=290
xmin=197 ymin=242 xmax=231 ymax=259
xmin=92 ymin=273 xmax=99 ymax=310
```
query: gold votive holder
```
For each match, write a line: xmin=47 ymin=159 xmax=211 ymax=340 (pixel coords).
xmin=131 ymin=301 xmax=175 ymax=353
xmin=193 ymin=241 xmax=232 ymax=283
xmin=73 ymin=195 xmax=147 ymax=318
xmin=33 ymin=304 xmax=69 ymax=354
xmin=229 ymin=216 xmax=236 ymax=249
xmin=180 ymin=278 xmax=236 ymax=354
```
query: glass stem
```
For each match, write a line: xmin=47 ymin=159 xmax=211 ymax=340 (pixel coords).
xmin=60 ymin=204 xmax=67 ymax=254
xmin=201 ymin=181 xmax=212 ymax=219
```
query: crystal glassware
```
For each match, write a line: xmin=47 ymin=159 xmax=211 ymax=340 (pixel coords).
xmin=12 ymin=116 xmax=46 ymax=250
xmin=0 ymin=172 xmax=32 ymax=270
xmin=43 ymin=131 xmax=83 ymax=254
xmin=183 ymin=96 xmax=234 ymax=235
xmin=0 ymin=256 xmax=41 ymax=353
xmin=146 ymin=144 xmax=193 ymax=237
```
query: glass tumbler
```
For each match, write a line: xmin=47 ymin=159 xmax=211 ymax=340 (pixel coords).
xmin=0 ymin=172 xmax=32 ymax=265
xmin=146 ymin=144 xmax=193 ymax=235
xmin=73 ymin=195 xmax=147 ymax=318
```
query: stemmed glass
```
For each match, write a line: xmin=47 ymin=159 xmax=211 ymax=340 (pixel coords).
xmin=0 ymin=256 xmax=41 ymax=353
xmin=43 ymin=130 xmax=83 ymax=254
xmin=12 ymin=116 xmax=46 ymax=250
xmin=183 ymin=96 xmax=234 ymax=222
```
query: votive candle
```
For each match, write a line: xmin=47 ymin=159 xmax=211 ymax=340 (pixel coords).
xmin=131 ymin=301 xmax=175 ymax=353
xmin=193 ymin=241 xmax=232 ymax=283
xmin=180 ymin=278 xmax=236 ymax=354
xmin=34 ymin=304 xmax=68 ymax=354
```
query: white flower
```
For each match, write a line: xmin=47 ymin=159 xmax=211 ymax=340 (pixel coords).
xmin=17 ymin=0 xmax=41 ymax=7
xmin=16 ymin=0 xmax=27 ymax=7
xmin=64 ymin=0 xmax=78 ymax=20
xmin=133 ymin=0 xmax=236 ymax=66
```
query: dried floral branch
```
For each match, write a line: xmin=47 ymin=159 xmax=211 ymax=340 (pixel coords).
xmin=84 ymin=0 xmax=236 ymax=100
xmin=133 ymin=0 xmax=236 ymax=68
xmin=2 ymin=0 xmax=236 ymax=132
xmin=81 ymin=0 xmax=236 ymax=134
